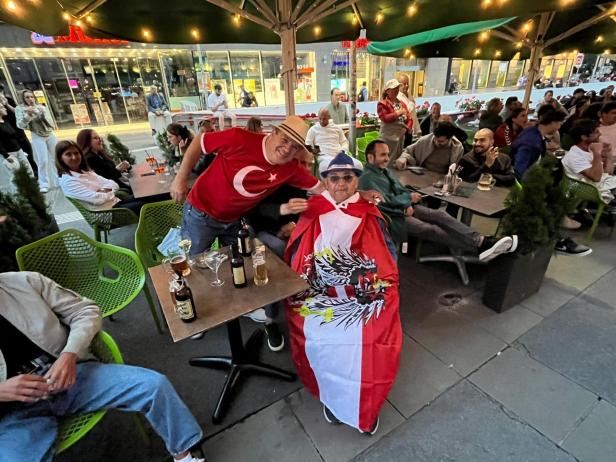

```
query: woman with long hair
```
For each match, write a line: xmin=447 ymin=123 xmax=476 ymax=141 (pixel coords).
xmin=166 ymin=123 xmax=194 ymax=159
xmin=377 ymin=79 xmax=412 ymax=164
xmin=56 ymin=140 xmax=141 ymax=213
xmin=15 ymin=89 xmax=57 ymax=192
xmin=76 ymin=129 xmax=131 ymax=191
xmin=494 ymin=107 xmax=528 ymax=148
xmin=245 ymin=117 xmax=263 ymax=133
xmin=479 ymin=97 xmax=504 ymax=132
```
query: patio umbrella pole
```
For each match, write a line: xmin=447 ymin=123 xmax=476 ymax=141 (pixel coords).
xmin=278 ymin=0 xmax=297 ymax=115
xmin=349 ymin=39 xmax=357 ymax=155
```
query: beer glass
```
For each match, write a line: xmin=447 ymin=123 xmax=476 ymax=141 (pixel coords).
xmin=252 ymin=242 xmax=269 ymax=286
xmin=478 ymin=173 xmax=496 ymax=191
xmin=170 ymin=254 xmax=191 ymax=277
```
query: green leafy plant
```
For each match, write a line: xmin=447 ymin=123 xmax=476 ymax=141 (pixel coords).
xmin=155 ymin=131 xmax=178 ymax=166
xmin=0 ymin=164 xmax=56 ymax=271
xmin=500 ymin=156 xmax=568 ymax=255
xmin=106 ymin=134 xmax=136 ymax=165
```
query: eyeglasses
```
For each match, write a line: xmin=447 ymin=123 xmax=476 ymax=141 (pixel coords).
xmin=327 ymin=174 xmax=355 ymax=184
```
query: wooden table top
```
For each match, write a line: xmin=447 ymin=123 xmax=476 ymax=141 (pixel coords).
xmin=390 ymin=168 xmax=511 ymax=217
xmin=149 ymin=246 xmax=308 ymax=342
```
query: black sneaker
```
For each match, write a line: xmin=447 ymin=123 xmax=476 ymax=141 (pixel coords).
xmin=323 ymin=405 xmax=341 ymax=425
xmin=358 ymin=417 xmax=380 ymax=436
xmin=265 ymin=323 xmax=285 ymax=352
xmin=554 ymin=237 xmax=592 ymax=256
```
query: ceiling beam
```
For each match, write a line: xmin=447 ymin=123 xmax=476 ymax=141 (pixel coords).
xmin=204 ymin=0 xmax=274 ymax=29
xmin=290 ymin=0 xmax=307 ymax=23
xmin=298 ymin=0 xmax=358 ymax=29
xmin=75 ymin=0 xmax=109 ymax=19
xmin=297 ymin=0 xmax=338 ymax=28
xmin=544 ymin=6 xmax=613 ymax=48
xmin=351 ymin=3 xmax=364 ymax=29
xmin=491 ymin=29 xmax=520 ymax=44
xmin=248 ymin=0 xmax=278 ymax=26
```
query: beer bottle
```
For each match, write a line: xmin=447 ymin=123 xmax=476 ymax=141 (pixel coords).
xmin=173 ymin=275 xmax=197 ymax=322
xmin=237 ymin=219 xmax=252 ymax=256
xmin=231 ymin=246 xmax=248 ymax=288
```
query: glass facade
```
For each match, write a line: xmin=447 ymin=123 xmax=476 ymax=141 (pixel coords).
xmin=0 ymin=44 xmax=316 ymax=129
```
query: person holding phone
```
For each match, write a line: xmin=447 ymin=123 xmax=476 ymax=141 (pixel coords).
xmin=166 ymin=123 xmax=195 ymax=159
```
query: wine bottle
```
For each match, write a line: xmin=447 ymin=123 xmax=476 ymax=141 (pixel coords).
xmin=231 ymin=247 xmax=248 ymax=288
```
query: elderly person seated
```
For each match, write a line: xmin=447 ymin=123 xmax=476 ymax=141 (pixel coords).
xmin=0 ymin=271 xmax=205 ymax=462
xmin=395 ymin=121 xmax=464 ymax=174
xmin=146 ymin=86 xmax=172 ymax=135
xmin=359 ymin=139 xmax=517 ymax=260
xmin=458 ymin=129 xmax=516 ymax=186
xmin=56 ymin=140 xmax=142 ymax=214
xmin=285 ymin=152 xmax=401 ymax=436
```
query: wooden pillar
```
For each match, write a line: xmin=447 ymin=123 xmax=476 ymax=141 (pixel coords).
xmin=278 ymin=0 xmax=296 ymax=115
xmin=349 ymin=39 xmax=357 ymax=155
xmin=523 ymin=44 xmax=543 ymax=108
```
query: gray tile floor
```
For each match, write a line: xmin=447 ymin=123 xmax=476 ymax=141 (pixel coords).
xmin=50 ymin=130 xmax=616 ymax=462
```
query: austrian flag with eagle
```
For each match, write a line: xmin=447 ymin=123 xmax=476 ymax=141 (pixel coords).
xmin=285 ymin=191 xmax=402 ymax=432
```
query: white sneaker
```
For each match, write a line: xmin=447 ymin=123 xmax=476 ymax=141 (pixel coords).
xmin=242 ymin=308 xmax=267 ymax=323
xmin=479 ymin=236 xmax=514 ymax=262
xmin=40 ymin=187 xmax=49 ymax=193
xmin=187 ymin=458 xmax=205 ymax=462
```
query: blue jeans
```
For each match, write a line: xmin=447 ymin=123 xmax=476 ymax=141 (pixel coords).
xmin=181 ymin=201 xmax=241 ymax=255
xmin=0 ymin=362 xmax=203 ymax=462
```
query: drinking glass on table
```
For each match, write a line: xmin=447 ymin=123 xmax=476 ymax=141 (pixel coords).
xmin=252 ymin=240 xmax=268 ymax=286
xmin=154 ymin=163 xmax=167 ymax=183
xmin=178 ymin=231 xmax=195 ymax=266
xmin=203 ymin=250 xmax=228 ymax=287
xmin=169 ymin=252 xmax=191 ymax=277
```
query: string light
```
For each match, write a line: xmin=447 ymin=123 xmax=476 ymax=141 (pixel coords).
xmin=522 ymin=21 xmax=533 ymax=33
xmin=474 ymin=48 xmax=481 ymax=56
xmin=375 ymin=12 xmax=384 ymax=24
xmin=191 ymin=28 xmax=200 ymax=40
xmin=142 ymin=28 xmax=152 ymax=40
xmin=351 ymin=14 xmax=358 ymax=25
xmin=404 ymin=48 xmax=411 ymax=56
xmin=494 ymin=50 xmax=502 ymax=58
xmin=6 ymin=0 xmax=17 ymax=11
xmin=407 ymin=2 xmax=417 ymax=16
xmin=595 ymin=35 xmax=604 ymax=43
xmin=85 ymin=15 xmax=94 ymax=24
xmin=481 ymin=0 xmax=492 ymax=8
xmin=515 ymin=41 xmax=523 ymax=49
xmin=75 ymin=19 xmax=83 ymax=27
xmin=313 ymin=25 xmax=321 ymax=36
xmin=478 ymin=31 xmax=490 ymax=42
xmin=604 ymin=49 xmax=612 ymax=55
xmin=232 ymin=14 xmax=241 ymax=25
xmin=409 ymin=53 xmax=415 ymax=59
xmin=62 ymin=11 xmax=71 ymax=20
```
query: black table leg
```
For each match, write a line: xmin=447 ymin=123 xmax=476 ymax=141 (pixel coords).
xmin=188 ymin=318 xmax=296 ymax=424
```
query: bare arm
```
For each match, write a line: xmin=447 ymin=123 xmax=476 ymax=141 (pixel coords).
xmin=581 ymin=146 xmax=605 ymax=183
xmin=170 ymin=133 xmax=205 ymax=202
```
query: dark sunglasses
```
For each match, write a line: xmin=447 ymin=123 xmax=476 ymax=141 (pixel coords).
xmin=328 ymin=174 xmax=355 ymax=184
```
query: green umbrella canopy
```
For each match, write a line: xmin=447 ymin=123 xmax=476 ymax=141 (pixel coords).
xmin=367 ymin=2 xmax=616 ymax=59
xmin=0 ymin=0 xmax=608 ymax=44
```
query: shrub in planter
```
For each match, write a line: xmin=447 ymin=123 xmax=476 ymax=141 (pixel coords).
xmin=106 ymin=134 xmax=136 ymax=165
xmin=482 ymin=156 xmax=568 ymax=312
xmin=0 ymin=164 xmax=58 ymax=272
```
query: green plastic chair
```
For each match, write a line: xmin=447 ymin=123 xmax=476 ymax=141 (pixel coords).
xmin=364 ymin=131 xmax=379 ymax=141
xmin=16 ymin=229 xmax=163 ymax=333
xmin=135 ymin=200 xmax=184 ymax=268
xmin=56 ymin=330 xmax=149 ymax=454
xmin=566 ymin=177 xmax=615 ymax=243
xmin=67 ymin=197 xmax=138 ymax=243
xmin=356 ymin=137 xmax=369 ymax=164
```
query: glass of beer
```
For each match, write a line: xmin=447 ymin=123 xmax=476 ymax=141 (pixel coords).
xmin=170 ymin=254 xmax=191 ymax=277
xmin=252 ymin=241 xmax=268 ymax=286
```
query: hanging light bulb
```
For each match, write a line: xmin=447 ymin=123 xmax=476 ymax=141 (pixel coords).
xmin=404 ymin=48 xmax=411 ymax=56
xmin=596 ymin=35 xmax=604 ymax=43
xmin=375 ymin=12 xmax=384 ymax=24
xmin=481 ymin=0 xmax=492 ymax=8
xmin=515 ymin=41 xmax=523 ymax=49
xmin=352 ymin=14 xmax=358 ymax=25
xmin=522 ymin=21 xmax=533 ymax=33
xmin=233 ymin=14 xmax=241 ymax=25
xmin=478 ymin=31 xmax=490 ymax=42
xmin=75 ymin=19 xmax=83 ymax=27
xmin=62 ymin=11 xmax=71 ymax=20
xmin=474 ymin=48 xmax=481 ymax=56
xmin=494 ymin=50 xmax=502 ymax=58
xmin=142 ymin=28 xmax=152 ymax=40
xmin=604 ymin=49 xmax=612 ymax=55
xmin=191 ymin=28 xmax=200 ymax=40
xmin=85 ymin=15 xmax=94 ymax=24
xmin=407 ymin=2 xmax=417 ymax=16
xmin=313 ymin=25 xmax=321 ymax=36
xmin=6 ymin=0 xmax=17 ymax=11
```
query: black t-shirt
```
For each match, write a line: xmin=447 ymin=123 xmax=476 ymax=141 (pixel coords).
xmin=0 ymin=120 xmax=22 ymax=157
xmin=0 ymin=314 xmax=47 ymax=379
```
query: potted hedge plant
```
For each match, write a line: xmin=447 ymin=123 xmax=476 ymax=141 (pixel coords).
xmin=482 ymin=156 xmax=568 ymax=312
xmin=0 ymin=163 xmax=58 ymax=272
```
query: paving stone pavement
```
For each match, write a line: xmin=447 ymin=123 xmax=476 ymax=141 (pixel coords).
xmin=44 ymin=131 xmax=616 ymax=462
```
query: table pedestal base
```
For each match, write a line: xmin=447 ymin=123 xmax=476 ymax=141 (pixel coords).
xmin=418 ymin=251 xmax=480 ymax=286
xmin=189 ymin=318 xmax=296 ymax=424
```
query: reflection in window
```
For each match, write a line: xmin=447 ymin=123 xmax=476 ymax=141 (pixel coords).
xmin=488 ymin=61 xmax=508 ymax=88
xmin=451 ymin=59 xmax=472 ymax=90
xmin=229 ymin=51 xmax=263 ymax=108
xmin=160 ymin=51 xmax=199 ymax=111
xmin=261 ymin=51 xmax=283 ymax=106
xmin=204 ymin=51 xmax=233 ymax=108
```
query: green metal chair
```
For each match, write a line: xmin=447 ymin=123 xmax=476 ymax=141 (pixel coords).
xmin=16 ymin=229 xmax=163 ymax=333
xmin=67 ymin=197 xmax=139 ymax=243
xmin=356 ymin=137 xmax=369 ymax=164
xmin=135 ymin=200 xmax=183 ymax=268
xmin=364 ymin=131 xmax=379 ymax=141
xmin=56 ymin=330 xmax=149 ymax=454
xmin=566 ymin=177 xmax=615 ymax=243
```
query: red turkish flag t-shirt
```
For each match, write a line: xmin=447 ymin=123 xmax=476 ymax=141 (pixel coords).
xmin=187 ymin=128 xmax=319 ymax=222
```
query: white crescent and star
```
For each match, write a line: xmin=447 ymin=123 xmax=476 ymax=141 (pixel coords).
xmin=233 ymin=166 xmax=271 ymax=198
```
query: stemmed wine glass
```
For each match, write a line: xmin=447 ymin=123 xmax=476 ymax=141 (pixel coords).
xmin=203 ymin=250 xmax=228 ymax=287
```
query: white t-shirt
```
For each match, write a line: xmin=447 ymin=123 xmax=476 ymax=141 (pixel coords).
xmin=563 ymin=144 xmax=616 ymax=203
xmin=305 ymin=123 xmax=349 ymax=156
xmin=207 ymin=92 xmax=228 ymax=111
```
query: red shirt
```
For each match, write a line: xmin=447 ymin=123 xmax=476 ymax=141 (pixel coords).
xmin=187 ymin=128 xmax=319 ymax=222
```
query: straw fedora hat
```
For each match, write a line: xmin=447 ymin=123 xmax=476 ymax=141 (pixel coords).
xmin=275 ymin=115 xmax=310 ymax=154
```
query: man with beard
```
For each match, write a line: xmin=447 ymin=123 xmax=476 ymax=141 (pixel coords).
xmin=458 ymin=129 xmax=515 ymax=186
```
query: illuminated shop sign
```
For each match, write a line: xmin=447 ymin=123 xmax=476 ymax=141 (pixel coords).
xmin=31 ymin=26 xmax=129 ymax=46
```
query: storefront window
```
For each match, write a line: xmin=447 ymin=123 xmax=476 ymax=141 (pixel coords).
xmin=505 ymin=60 xmax=526 ymax=87
xmin=296 ymin=52 xmax=315 ymax=103
xmin=471 ymin=60 xmax=491 ymax=89
xmin=229 ymin=51 xmax=263 ymax=108
xmin=329 ymin=51 xmax=350 ymax=97
xmin=487 ymin=61 xmax=508 ymax=88
xmin=89 ymin=58 xmax=129 ymax=124
xmin=451 ymin=59 xmax=472 ymax=90
xmin=204 ymin=51 xmax=233 ymax=108
xmin=114 ymin=57 xmax=148 ymax=122
xmin=261 ymin=51 xmax=283 ymax=106
xmin=35 ymin=58 xmax=76 ymax=128
xmin=160 ymin=51 xmax=199 ymax=110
